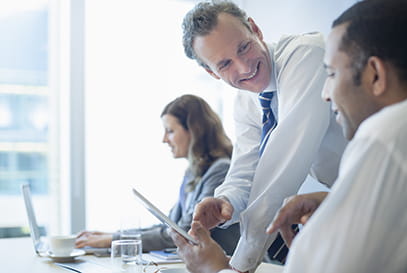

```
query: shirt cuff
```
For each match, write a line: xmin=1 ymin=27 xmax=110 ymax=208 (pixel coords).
xmin=229 ymin=239 xmax=263 ymax=272
xmin=112 ymin=232 xmax=120 ymax=241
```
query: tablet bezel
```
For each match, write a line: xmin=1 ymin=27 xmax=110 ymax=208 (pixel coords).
xmin=132 ymin=188 xmax=198 ymax=245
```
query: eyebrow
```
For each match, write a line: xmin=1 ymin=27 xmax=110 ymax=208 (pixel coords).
xmin=237 ymin=40 xmax=249 ymax=50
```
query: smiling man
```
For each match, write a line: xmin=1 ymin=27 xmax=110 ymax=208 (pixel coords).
xmin=181 ymin=1 xmax=347 ymax=271
xmin=171 ymin=1 xmax=407 ymax=273
xmin=269 ymin=0 xmax=407 ymax=271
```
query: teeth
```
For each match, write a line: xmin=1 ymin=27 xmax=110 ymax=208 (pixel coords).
xmin=245 ymin=66 xmax=258 ymax=80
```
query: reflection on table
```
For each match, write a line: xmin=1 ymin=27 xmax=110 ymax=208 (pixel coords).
xmin=0 ymin=237 xmax=283 ymax=273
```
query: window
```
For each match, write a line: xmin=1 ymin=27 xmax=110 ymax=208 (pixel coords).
xmin=0 ymin=0 xmax=62 ymax=238
xmin=0 ymin=0 xmax=236 ymax=236
xmin=84 ymin=0 xmax=236 ymax=231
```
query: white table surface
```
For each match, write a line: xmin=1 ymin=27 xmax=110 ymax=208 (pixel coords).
xmin=0 ymin=237 xmax=283 ymax=273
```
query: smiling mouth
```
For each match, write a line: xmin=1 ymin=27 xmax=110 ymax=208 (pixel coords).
xmin=240 ymin=62 xmax=260 ymax=82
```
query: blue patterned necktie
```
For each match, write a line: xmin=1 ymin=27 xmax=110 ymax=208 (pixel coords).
xmin=259 ymin=91 xmax=277 ymax=155
xmin=258 ymin=91 xmax=298 ymax=264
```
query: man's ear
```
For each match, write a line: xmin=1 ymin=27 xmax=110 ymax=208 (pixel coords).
xmin=366 ymin=56 xmax=387 ymax=96
xmin=204 ymin=67 xmax=221 ymax=80
xmin=248 ymin=17 xmax=263 ymax=40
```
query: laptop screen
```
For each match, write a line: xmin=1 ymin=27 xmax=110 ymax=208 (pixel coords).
xmin=21 ymin=184 xmax=46 ymax=255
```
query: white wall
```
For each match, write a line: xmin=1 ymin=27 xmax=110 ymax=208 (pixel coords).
xmin=241 ymin=0 xmax=358 ymax=42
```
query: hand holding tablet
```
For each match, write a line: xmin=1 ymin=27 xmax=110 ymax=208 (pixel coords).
xmin=132 ymin=188 xmax=198 ymax=245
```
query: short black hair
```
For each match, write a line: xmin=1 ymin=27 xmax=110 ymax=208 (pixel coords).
xmin=333 ymin=0 xmax=407 ymax=85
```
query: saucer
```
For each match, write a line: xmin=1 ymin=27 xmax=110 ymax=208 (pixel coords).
xmin=47 ymin=249 xmax=86 ymax=262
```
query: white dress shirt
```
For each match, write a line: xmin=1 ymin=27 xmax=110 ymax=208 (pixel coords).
xmin=284 ymin=98 xmax=407 ymax=273
xmin=214 ymin=32 xmax=348 ymax=271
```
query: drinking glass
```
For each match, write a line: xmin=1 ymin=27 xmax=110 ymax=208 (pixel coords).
xmin=120 ymin=228 xmax=142 ymax=241
xmin=111 ymin=239 xmax=143 ymax=273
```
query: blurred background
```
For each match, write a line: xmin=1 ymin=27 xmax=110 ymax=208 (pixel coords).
xmin=0 ymin=0 xmax=357 ymax=238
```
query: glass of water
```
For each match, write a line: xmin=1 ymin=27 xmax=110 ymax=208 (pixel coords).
xmin=111 ymin=239 xmax=143 ymax=272
xmin=120 ymin=228 xmax=142 ymax=242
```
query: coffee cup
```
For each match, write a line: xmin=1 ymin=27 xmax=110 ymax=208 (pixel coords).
xmin=49 ymin=235 xmax=76 ymax=256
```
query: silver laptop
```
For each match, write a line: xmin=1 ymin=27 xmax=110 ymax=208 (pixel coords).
xmin=21 ymin=184 xmax=110 ymax=256
xmin=21 ymin=183 xmax=48 ymax=255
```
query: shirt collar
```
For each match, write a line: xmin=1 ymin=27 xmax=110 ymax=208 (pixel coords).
xmin=263 ymin=43 xmax=278 ymax=93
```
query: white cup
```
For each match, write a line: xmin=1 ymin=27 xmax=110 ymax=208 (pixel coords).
xmin=49 ymin=235 xmax=76 ymax=256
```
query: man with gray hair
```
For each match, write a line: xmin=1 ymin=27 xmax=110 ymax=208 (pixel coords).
xmin=180 ymin=1 xmax=347 ymax=272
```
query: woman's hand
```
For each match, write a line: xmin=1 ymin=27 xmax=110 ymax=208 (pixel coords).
xmin=75 ymin=231 xmax=113 ymax=248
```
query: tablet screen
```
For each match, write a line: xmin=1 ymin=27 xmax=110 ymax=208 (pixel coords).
xmin=132 ymin=188 xmax=198 ymax=245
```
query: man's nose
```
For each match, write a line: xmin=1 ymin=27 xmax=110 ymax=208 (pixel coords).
xmin=235 ymin=58 xmax=250 ymax=74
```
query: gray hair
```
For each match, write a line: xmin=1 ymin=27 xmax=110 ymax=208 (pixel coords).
xmin=182 ymin=1 xmax=250 ymax=69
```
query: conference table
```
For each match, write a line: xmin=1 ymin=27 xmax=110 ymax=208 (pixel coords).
xmin=0 ymin=237 xmax=284 ymax=273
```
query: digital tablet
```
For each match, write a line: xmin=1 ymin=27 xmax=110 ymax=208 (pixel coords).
xmin=132 ymin=188 xmax=198 ymax=245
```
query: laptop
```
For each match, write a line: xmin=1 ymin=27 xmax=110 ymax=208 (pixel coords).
xmin=21 ymin=184 xmax=111 ymax=256
xmin=21 ymin=183 xmax=49 ymax=255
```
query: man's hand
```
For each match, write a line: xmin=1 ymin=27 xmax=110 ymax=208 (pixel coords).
xmin=193 ymin=197 xmax=233 ymax=229
xmin=75 ymin=231 xmax=113 ymax=248
xmin=267 ymin=192 xmax=328 ymax=247
xmin=170 ymin=221 xmax=230 ymax=273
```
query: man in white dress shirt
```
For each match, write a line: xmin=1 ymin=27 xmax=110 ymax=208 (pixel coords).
xmin=181 ymin=1 xmax=347 ymax=271
xmin=171 ymin=0 xmax=407 ymax=272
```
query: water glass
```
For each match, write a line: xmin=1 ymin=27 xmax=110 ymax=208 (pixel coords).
xmin=111 ymin=239 xmax=143 ymax=272
xmin=120 ymin=229 xmax=142 ymax=241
